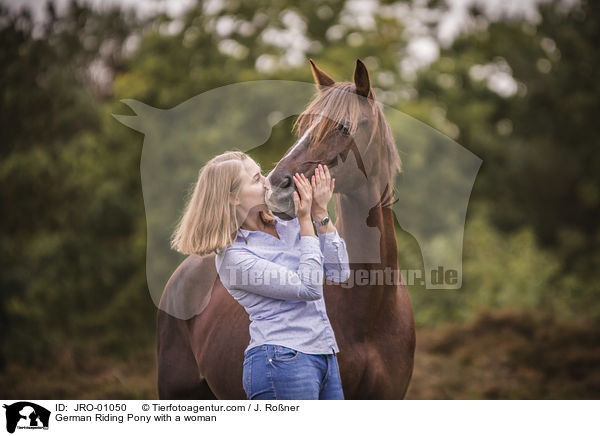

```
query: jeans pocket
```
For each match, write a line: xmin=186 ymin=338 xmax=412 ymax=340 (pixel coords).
xmin=274 ymin=345 xmax=300 ymax=362
xmin=242 ymin=356 xmax=252 ymax=398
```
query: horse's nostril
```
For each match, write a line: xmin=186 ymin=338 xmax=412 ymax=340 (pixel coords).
xmin=280 ymin=175 xmax=292 ymax=189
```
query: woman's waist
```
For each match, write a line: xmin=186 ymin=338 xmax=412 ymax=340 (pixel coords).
xmin=248 ymin=304 xmax=331 ymax=325
xmin=248 ymin=314 xmax=333 ymax=333
xmin=247 ymin=314 xmax=337 ymax=350
xmin=244 ymin=343 xmax=338 ymax=358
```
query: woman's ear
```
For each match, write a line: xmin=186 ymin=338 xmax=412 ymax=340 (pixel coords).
xmin=230 ymin=195 xmax=241 ymax=206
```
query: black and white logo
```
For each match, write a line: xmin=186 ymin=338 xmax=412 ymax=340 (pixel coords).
xmin=3 ymin=402 xmax=50 ymax=433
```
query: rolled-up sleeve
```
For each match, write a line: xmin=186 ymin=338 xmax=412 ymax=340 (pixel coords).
xmin=217 ymin=236 xmax=324 ymax=301
xmin=318 ymin=230 xmax=351 ymax=283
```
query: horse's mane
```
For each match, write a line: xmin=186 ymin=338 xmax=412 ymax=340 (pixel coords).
xmin=292 ymin=82 xmax=402 ymax=190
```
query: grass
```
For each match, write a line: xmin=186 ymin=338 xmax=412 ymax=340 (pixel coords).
xmin=0 ymin=346 xmax=157 ymax=399
xmin=2 ymin=308 xmax=599 ymax=399
xmin=405 ymin=308 xmax=600 ymax=399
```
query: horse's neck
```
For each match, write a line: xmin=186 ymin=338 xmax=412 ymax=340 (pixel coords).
xmin=331 ymin=180 xmax=401 ymax=339
xmin=335 ymin=181 xmax=398 ymax=268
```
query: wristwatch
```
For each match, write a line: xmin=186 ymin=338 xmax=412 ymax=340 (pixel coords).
xmin=313 ymin=216 xmax=330 ymax=227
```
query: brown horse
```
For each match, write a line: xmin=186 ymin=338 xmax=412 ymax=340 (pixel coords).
xmin=157 ymin=59 xmax=416 ymax=399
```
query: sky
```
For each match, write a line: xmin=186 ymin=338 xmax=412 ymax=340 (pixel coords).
xmin=3 ymin=0 xmax=548 ymax=43
xmin=2 ymin=0 xmax=570 ymax=97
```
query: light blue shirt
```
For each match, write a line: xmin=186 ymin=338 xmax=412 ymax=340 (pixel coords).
xmin=215 ymin=216 xmax=350 ymax=356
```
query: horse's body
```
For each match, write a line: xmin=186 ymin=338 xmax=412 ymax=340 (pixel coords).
xmin=157 ymin=59 xmax=416 ymax=399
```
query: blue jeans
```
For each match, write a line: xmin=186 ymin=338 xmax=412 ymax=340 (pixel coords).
xmin=242 ymin=344 xmax=345 ymax=400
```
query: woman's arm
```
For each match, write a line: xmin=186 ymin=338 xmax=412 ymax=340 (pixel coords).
xmin=311 ymin=164 xmax=351 ymax=283
xmin=317 ymin=228 xmax=350 ymax=283
xmin=217 ymin=237 xmax=324 ymax=301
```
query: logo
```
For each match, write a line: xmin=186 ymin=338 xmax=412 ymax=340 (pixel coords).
xmin=3 ymin=402 xmax=50 ymax=433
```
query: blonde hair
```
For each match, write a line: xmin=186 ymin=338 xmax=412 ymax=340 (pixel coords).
xmin=170 ymin=151 xmax=274 ymax=256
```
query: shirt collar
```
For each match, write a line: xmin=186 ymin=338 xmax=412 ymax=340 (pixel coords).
xmin=236 ymin=215 xmax=283 ymax=240
xmin=237 ymin=227 xmax=251 ymax=239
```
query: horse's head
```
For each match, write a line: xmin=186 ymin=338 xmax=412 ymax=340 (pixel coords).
xmin=266 ymin=59 xmax=400 ymax=220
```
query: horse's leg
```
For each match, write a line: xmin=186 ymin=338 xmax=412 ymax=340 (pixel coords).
xmin=195 ymin=378 xmax=218 ymax=400
xmin=157 ymin=308 xmax=216 ymax=399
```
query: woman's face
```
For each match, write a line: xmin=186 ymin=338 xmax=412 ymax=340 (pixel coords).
xmin=234 ymin=159 xmax=268 ymax=220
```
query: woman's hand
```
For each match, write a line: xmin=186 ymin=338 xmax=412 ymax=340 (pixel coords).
xmin=311 ymin=164 xmax=335 ymax=219
xmin=293 ymin=173 xmax=313 ymax=221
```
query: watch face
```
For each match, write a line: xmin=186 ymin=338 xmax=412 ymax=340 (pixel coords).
xmin=314 ymin=216 xmax=329 ymax=226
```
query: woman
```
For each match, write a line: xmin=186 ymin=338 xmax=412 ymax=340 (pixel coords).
xmin=170 ymin=151 xmax=350 ymax=400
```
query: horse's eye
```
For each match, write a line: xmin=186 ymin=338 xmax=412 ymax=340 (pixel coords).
xmin=337 ymin=121 xmax=351 ymax=136
xmin=325 ymin=154 xmax=340 ymax=167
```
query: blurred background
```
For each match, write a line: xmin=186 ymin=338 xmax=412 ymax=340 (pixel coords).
xmin=1 ymin=0 xmax=599 ymax=399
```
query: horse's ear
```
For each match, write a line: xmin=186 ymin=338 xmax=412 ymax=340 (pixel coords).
xmin=354 ymin=58 xmax=372 ymax=98
xmin=309 ymin=59 xmax=335 ymax=91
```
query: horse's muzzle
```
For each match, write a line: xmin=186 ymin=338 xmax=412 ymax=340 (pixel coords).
xmin=265 ymin=187 xmax=295 ymax=220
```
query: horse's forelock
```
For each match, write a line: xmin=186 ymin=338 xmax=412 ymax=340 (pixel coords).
xmin=293 ymin=83 xmax=363 ymax=145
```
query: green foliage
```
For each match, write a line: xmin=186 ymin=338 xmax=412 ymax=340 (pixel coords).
xmin=406 ymin=201 xmax=565 ymax=328
xmin=405 ymin=0 xmax=600 ymax=324
xmin=0 ymin=2 xmax=149 ymax=366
